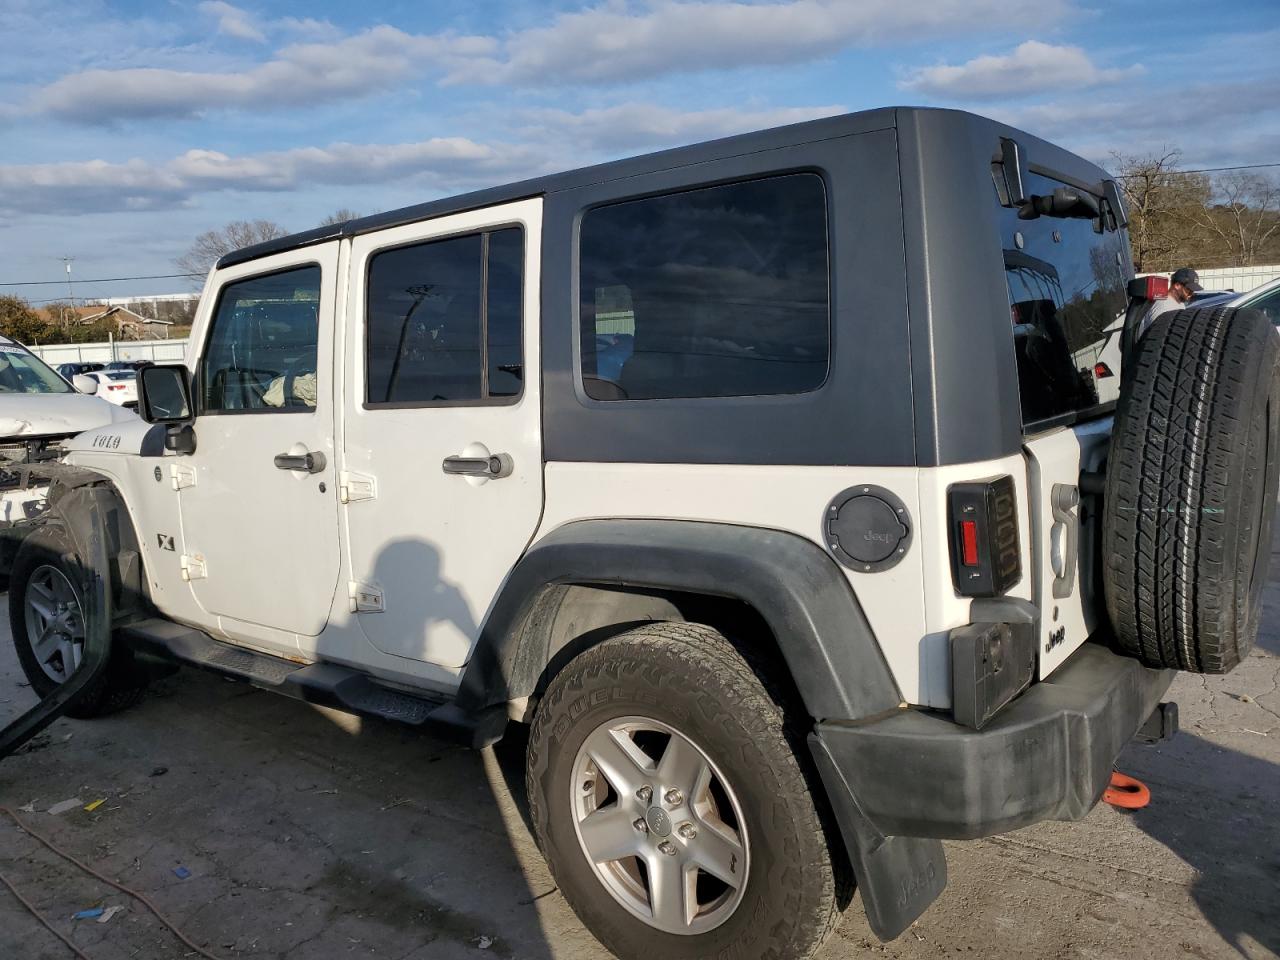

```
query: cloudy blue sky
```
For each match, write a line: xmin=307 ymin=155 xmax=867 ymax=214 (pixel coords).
xmin=2 ymin=0 xmax=1278 ymax=303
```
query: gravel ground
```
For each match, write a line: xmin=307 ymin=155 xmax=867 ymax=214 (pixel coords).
xmin=0 ymin=543 xmax=1277 ymax=960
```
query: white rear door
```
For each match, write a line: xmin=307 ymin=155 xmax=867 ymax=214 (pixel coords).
xmin=340 ymin=200 xmax=543 ymax=670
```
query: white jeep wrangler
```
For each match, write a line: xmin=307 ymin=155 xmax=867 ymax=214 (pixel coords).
xmin=4 ymin=107 xmax=1277 ymax=960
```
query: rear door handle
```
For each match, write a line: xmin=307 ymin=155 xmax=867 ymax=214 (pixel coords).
xmin=442 ymin=453 xmax=513 ymax=479
xmin=274 ymin=451 xmax=326 ymax=474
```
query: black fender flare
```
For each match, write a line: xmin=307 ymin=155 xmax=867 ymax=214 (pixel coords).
xmin=456 ymin=519 xmax=902 ymax=721
xmin=45 ymin=471 xmax=149 ymax=615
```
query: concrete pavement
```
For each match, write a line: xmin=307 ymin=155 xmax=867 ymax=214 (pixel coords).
xmin=0 ymin=550 xmax=1277 ymax=959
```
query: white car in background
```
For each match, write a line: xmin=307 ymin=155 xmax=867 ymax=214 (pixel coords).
xmin=0 ymin=336 xmax=137 ymax=520
xmin=82 ymin=369 xmax=139 ymax=408
xmin=1229 ymin=275 xmax=1280 ymax=323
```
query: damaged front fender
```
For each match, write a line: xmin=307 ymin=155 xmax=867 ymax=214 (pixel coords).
xmin=0 ymin=481 xmax=119 ymax=760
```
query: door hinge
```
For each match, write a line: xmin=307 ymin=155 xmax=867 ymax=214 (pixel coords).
xmin=339 ymin=471 xmax=377 ymax=504
xmin=180 ymin=554 xmax=207 ymax=581
xmin=170 ymin=463 xmax=197 ymax=490
xmin=348 ymin=580 xmax=384 ymax=614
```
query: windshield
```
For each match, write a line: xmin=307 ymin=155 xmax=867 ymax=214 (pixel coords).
xmin=0 ymin=343 xmax=75 ymax=395
xmin=104 ymin=371 xmax=136 ymax=381
xmin=999 ymin=171 xmax=1130 ymax=429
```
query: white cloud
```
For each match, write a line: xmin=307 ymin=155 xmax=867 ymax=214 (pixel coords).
xmin=522 ymin=101 xmax=846 ymax=152
xmin=23 ymin=0 xmax=1074 ymax=123
xmin=0 ymin=136 xmax=549 ymax=215
xmin=0 ymin=101 xmax=856 ymax=215
xmin=198 ymin=1 xmax=265 ymax=43
xmin=30 ymin=26 xmax=496 ymax=122
xmin=446 ymin=0 xmax=1072 ymax=86
xmin=900 ymin=41 xmax=1142 ymax=100
xmin=990 ymin=73 xmax=1280 ymax=169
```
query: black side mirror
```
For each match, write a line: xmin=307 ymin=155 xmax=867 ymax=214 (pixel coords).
xmin=138 ymin=364 xmax=194 ymax=424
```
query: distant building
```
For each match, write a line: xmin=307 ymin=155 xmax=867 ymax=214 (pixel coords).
xmin=80 ymin=305 xmax=176 ymax=340
xmin=91 ymin=292 xmax=199 ymax=325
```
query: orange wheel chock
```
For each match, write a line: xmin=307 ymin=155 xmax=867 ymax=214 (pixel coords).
xmin=1103 ymin=770 xmax=1150 ymax=810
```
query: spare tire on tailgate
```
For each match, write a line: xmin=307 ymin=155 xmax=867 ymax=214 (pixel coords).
xmin=1103 ymin=305 xmax=1280 ymax=673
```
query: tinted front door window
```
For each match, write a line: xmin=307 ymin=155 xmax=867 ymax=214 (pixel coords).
xmin=200 ymin=266 xmax=322 ymax=413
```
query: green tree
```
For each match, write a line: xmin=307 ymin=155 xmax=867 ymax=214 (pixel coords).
xmin=0 ymin=296 xmax=52 ymax=345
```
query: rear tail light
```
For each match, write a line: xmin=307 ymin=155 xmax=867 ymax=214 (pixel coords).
xmin=107 ymin=384 xmax=126 ymax=391
xmin=1094 ymin=362 xmax=1114 ymax=379
xmin=960 ymin=520 xmax=980 ymax=566
xmin=948 ymin=476 xmax=1021 ymax=597
xmin=1126 ymin=275 xmax=1169 ymax=301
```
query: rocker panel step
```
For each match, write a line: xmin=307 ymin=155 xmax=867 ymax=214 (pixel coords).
xmin=119 ymin=618 xmax=504 ymax=746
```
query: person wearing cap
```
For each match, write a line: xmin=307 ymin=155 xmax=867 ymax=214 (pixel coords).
xmin=1142 ymin=267 xmax=1204 ymax=334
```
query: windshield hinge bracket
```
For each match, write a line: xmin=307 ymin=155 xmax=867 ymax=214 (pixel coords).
xmin=170 ymin=463 xmax=197 ymax=491
xmin=180 ymin=554 xmax=207 ymax=581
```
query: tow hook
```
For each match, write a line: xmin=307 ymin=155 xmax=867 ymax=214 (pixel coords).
xmin=1134 ymin=701 xmax=1179 ymax=744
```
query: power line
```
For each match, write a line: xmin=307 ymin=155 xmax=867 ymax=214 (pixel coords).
xmin=0 ymin=272 xmax=200 ymax=287
xmin=1116 ymin=161 xmax=1280 ymax=179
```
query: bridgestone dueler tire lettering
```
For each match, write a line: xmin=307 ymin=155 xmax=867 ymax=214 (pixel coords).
xmin=1103 ymin=306 xmax=1280 ymax=673
xmin=526 ymin=622 xmax=847 ymax=960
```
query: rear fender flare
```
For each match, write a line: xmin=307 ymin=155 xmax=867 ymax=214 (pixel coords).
xmin=456 ymin=519 xmax=902 ymax=721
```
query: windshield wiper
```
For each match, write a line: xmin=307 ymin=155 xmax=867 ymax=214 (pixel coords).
xmin=1018 ymin=186 xmax=1101 ymax=221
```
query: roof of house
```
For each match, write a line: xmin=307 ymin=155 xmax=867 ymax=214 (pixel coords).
xmin=80 ymin=305 xmax=175 ymax=326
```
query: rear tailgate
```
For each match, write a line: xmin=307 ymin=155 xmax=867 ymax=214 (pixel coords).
xmin=997 ymin=168 xmax=1131 ymax=677
xmin=1023 ymin=418 xmax=1111 ymax=677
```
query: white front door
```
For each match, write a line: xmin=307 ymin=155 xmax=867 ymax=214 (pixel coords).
xmin=341 ymin=200 xmax=543 ymax=670
xmin=177 ymin=245 xmax=342 ymax=652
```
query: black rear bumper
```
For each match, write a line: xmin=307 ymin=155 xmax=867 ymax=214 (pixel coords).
xmin=814 ymin=642 xmax=1174 ymax=840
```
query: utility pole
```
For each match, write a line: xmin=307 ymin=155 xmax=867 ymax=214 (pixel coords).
xmin=61 ymin=257 xmax=75 ymax=319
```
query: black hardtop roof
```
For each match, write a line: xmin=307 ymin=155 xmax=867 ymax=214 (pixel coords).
xmin=217 ymin=106 xmax=1109 ymax=270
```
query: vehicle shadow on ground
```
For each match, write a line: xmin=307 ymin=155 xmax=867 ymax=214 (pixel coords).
xmin=0 ymin=664 xmax=564 ymax=960
xmin=1256 ymin=527 xmax=1280 ymax=655
xmin=1120 ymin=732 xmax=1280 ymax=957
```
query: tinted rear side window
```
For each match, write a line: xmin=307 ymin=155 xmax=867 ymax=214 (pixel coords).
xmin=579 ymin=174 xmax=829 ymax=400
xmin=365 ymin=227 xmax=524 ymax=405
xmin=1000 ymin=172 xmax=1129 ymax=429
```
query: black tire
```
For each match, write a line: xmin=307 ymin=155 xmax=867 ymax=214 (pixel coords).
xmin=526 ymin=622 xmax=845 ymax=960
xmin=1103 ymin=306 xmax=1280 ymax=673
xmin=9 ymin=524 xmax=148 ymax=718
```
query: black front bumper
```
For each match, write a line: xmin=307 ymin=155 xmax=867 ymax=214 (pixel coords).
xmin=814 ymin=642 xmax=1174 ymax=840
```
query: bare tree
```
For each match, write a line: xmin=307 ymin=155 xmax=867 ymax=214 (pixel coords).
xmin=1110 ymin=149 xmax=1211 ymax=272
xmin=1190 ymin=172 xmax=1280 ymax=267
xmin=318 ymin=208 xmax=362 ymax=227
xmin=175 ymin=220 xmax=289 ymax=282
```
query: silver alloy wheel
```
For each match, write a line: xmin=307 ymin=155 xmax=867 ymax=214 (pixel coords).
xmin=570 ymin=715 xmax=750 ymax=935
xmin=23 ymin=564 xmax=85 ymax=684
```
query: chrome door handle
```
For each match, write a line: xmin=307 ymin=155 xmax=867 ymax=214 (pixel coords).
xmin=442 ymin=453 xmax=513 ymax=479
xmin=274 ymin=451 xmax=326 ymax=474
